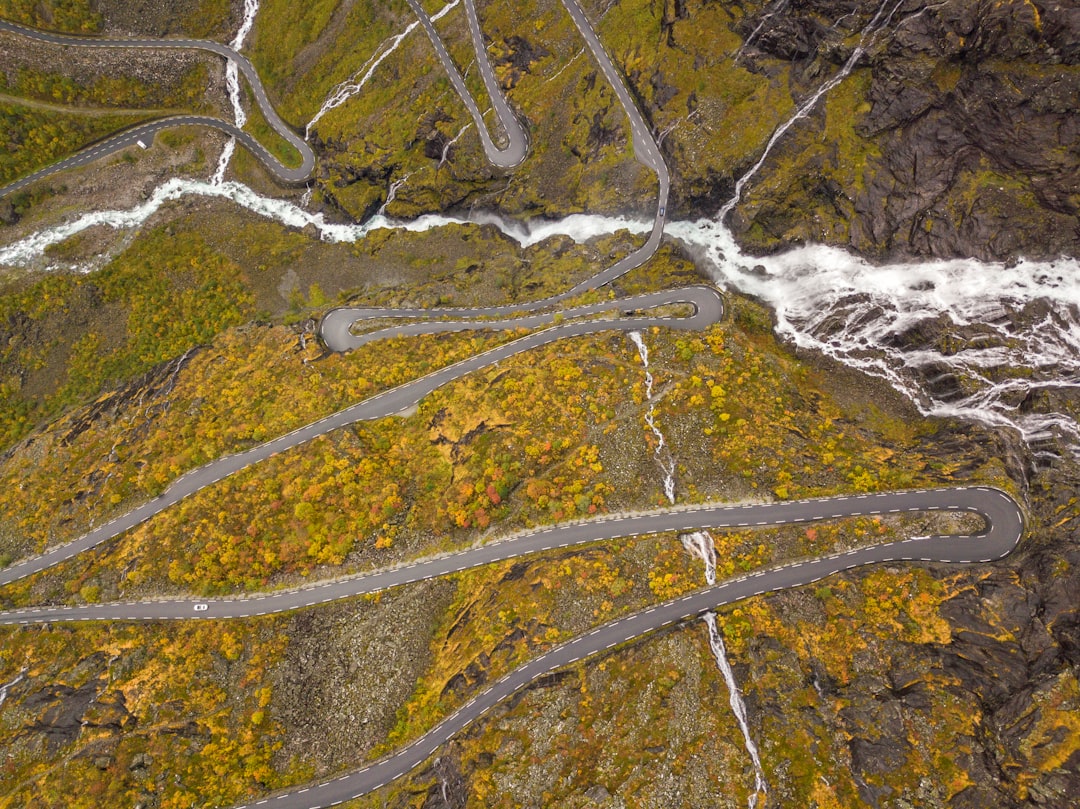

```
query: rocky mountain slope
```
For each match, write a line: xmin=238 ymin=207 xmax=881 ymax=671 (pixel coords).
xmin=0 ymin=0 xmax=1077 ymax=807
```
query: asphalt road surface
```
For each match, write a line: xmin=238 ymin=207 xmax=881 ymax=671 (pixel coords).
xmin=405 ymin=0 xmax=668 ymax=300
xmin=406 ymin=0 xmax=528 ymax=168
xmin=230 ymin=486 xmax=1023 ymax=809
xmin=0 ymin=18 xmax=314 ymax=197
xmin=0 ymin=4 xmax=1029 ymax=809
xmin=0 ymin=287 xmax=723 ymax=589
xmin=0 ymin=486 xmax=1022 ymax=809
xmin=0 ymin=487 xmax=1023 ymax=627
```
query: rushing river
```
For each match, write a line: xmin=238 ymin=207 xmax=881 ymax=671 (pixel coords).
xmin=1 ymin=180 xmax=1077 ymax=460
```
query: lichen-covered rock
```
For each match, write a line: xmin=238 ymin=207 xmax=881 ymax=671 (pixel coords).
xmin=724 ymin=0 xmax=1080 ymax=261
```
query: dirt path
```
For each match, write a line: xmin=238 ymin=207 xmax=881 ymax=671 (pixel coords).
xmin=0 ymin=91 xmax=177 ymax=118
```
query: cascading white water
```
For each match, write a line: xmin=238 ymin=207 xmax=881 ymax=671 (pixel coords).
xmin=212 ymin=0 xmax=260 ymax=184
xmin=629 ymin=331 xmax=676 ymax=504
xmin=377 ymin=171 xmax=415 ymax=216
xmin=734 ymin=0 xmax=790 ymax=61
xmin=629 ymin=331 xmax=765 ymax=807
xmin=682 ymin=531 xmax=768 ymax=809
xmin=210 ymin=139 xmax=237 ymax=186
xmin=0 ymin=669 xmax=26 ymax=708
xmin=682 ymin=0 xmax=1077 ymax=459
xmin=3 ymin=182 xmax=1076 ymax=461
xmin=0 ymin=183 xmax=650 ymax=269
xmin=704 ymin=612 xmax=768 ymax=809
xmin=680 ymin=530 xmax=716 ymax=585
xmin=307 ymin=29 xmax=414 ymax=138
xmin=306 ymin=0 xmax=461 ymax=138
xmin=719 ymin=0 xmax=904 ymax=223
xmin=439 ymin=124 xmax=471 ymax=167
xmin=668 ymin=217 xmax=1080 ymax=457
xmin=0 ymin=2 xmax=1073 ymax=803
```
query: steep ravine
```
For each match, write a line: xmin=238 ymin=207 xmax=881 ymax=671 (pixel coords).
xmin=622 ymin=0 xmax=1080 ymax=263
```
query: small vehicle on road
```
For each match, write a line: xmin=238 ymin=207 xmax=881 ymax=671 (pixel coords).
xmin=658 ymin=206 xmax=665 ymax=217
xmin=194 ymin=603 xmax=209 ymax=612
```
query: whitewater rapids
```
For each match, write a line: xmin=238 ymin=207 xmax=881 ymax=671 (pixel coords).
xmin=1 ymin=178 xmax=1076 ymax=459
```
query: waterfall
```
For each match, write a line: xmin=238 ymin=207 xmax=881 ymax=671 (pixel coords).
xmin=683 ymin=531 xmax=768 ymax=808
xmin=377 ymin=171 xmax=415 ymax=216
xmin=306 ymin=0 xmax=461 ymax=139
xmin=0 ymin=669 xmax=26 ymax=709
xmin=4 ymin=190 xmax=1075 ymax=460
xmin=629 ymin=331 xmax=766 ymax=807
xmin=628 ymin=331 xmax=676 ymax=504
xmin=734 ymin=0 xmax=791 ymax=61
xmin=439 ymin=124 xmax=471 ymax=167
xmin=718 ymin=0 xmax=904 ymax=223
xmin=212 ymin=0 xmax=260 ymax=184
xmin=705 ymin=612 xmax=768 ymax=809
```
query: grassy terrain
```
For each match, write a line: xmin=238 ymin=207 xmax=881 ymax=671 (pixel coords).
xmin=175 ymin=0 xmax=233 ymax=39
xmin=247 ymin=0 xmax=404 ymax=124
xmin=0 ymin=34 xmax=222 ymax=190
xmin=0 ymin=63 xmax=212 ymax=113
xmin=0 ymin=100 xmax=154 ymax=185
xmin=236 ymin=82 xmax=307 ymax=170
xmin=0 ymin=204 xmax=645 ymax=454
xmin=0 ymin=0 xmax=100 ymax=31
xmin=0 ymin=227 xmax=253 ymax=451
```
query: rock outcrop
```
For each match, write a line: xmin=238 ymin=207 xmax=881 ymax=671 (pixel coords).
xmin=725 ymin=0 xmax=1080 ymax=261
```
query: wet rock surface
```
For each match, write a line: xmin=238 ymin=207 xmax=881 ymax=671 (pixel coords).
xmin=727 ymin=0 xmax=1080 ymax=261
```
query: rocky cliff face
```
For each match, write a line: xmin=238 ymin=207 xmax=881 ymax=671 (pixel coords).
xmin=676 ymin=0 xmax=1080 ymax=261
xmin=860 ymin=0 xmax=1079 ymax=260
xmin=297 ymin=0 xmax=1078 ymax=263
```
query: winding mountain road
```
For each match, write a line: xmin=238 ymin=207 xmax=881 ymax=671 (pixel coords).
xmin=0 ymin=18 xmax=314 ymax=197
xmin=405 ymin=0 xmax=528 ymax=168
xmin=0 ymin=2 xmax=1028 ymax=809
xmin=0 ymin=483 xmax=1024 ymax=809
xmin=0 ymin=287 xmax=723 ymax=589
xmin=234 ymin=488 xmax=1022 ymax=809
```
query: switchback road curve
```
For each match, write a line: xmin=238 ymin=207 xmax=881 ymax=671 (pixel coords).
xmin=0 ymin=487 xmax=1023 ymax=626
xmin=405 ymin=0 xmax=528 ymax=168
xmin=404 ymin=0 xmax=669 ymax=300
xmin=228 ymin=485 xmax=1024 ymax=809
xmin=0 ymin=18 xmax=315 ymax=197
xmin=0 ymin=487 xmax=1024 ymax=809
xmin=0 ymin=287 xmax=723 ymax=589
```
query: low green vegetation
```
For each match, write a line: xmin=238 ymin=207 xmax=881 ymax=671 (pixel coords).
xmin=1 ymin=63 xmax=212 ymax=112
xmin=0 ymin=227 xmax=253 ymax=450
xmin=247 ymin=0 xmax=402 ymax=123
xmin=177 ymin=0 xmax=233 ymax=39
xmin=238 ymin=85 xmax=306 ymax=170
xmin=0 ymin=0 xmax=100 ymax=31
xmin=0 ymin=100 xmax=152 ymax=184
